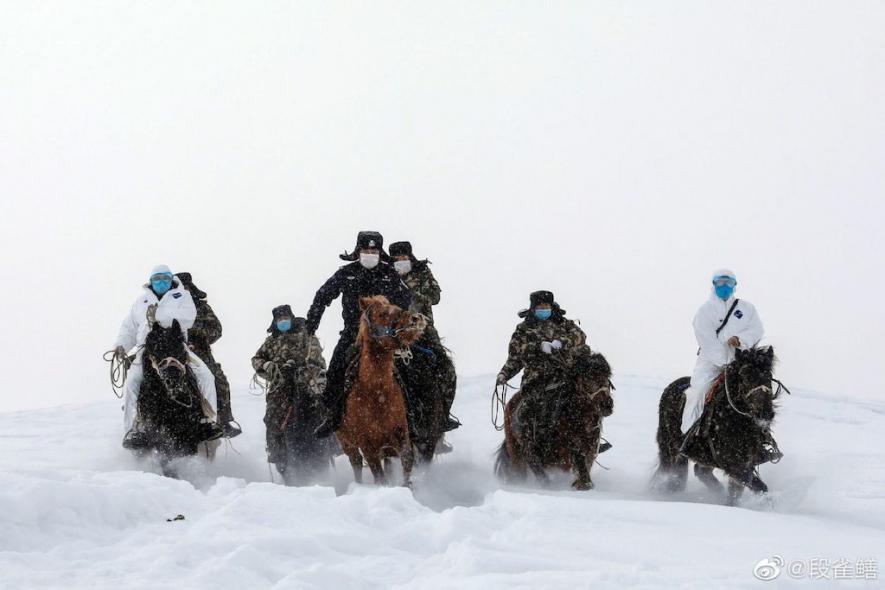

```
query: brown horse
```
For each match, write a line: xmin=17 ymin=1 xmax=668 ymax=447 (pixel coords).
xmin=337 ymin=295 xmax=427 ymax=486
xmin=495 ymin=348 xmax=613 ymax=490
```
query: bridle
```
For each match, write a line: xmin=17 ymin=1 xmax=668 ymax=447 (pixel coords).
xmin=149 ymin=347 xmax=194 ymax=408
xmin=361 ymin=304 xmax=423 ymax=344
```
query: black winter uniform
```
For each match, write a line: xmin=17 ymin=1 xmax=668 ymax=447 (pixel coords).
xmin=307 ymin=260 xmax=412 ymax=429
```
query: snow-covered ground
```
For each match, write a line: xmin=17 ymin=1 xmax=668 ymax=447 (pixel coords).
xmin=2 ymin=375 xmax=884 ymax=589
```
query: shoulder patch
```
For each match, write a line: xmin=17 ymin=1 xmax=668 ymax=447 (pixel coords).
xmin=173 ymin=292 xmax=182 ymax=299
xmin=734 ymin=310 xmax=743 ymax=319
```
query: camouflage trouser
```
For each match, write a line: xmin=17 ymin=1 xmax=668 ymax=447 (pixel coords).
xmin=206 ymin=361 xmax=234 ymax=424
xmin=265 ymin=387 xmax=292 ymax=464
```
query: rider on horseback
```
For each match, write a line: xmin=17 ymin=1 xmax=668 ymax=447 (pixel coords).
xmin=496 ymin=290 xmax=587 ymax=392
xmin=177 ymin=272 xmax=241 ymax=439
xmin=680 ymin=268 xmax=781 ymax=464
xmin=309 ymin=231 xmax=412 ymax=437
xmin=113 ymin=265 xmax=221 ymax=449
xmin=389 ymin=241 xmax=460 ymax=436
xmin=253 ymin=305 xmax=327 ymax=467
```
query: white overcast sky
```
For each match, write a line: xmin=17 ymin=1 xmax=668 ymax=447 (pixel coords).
xmin=1 ymin=2 xmax=883 ymax=412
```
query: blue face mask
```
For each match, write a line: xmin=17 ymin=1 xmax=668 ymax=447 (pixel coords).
xmin=714 ymin=284 xmax=735 ymax=301
xmin=276 ymin=319 xmax=292 ymax=332
xmin=534 ymin=308 xmax=552 ymax=321
xmin=151 ymin=278 xmax=172 ymax=296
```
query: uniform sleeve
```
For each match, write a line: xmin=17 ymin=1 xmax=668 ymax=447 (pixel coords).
xmin=307 ymin=335 xmax=327 ymax=371
xmin=499 ymin=326 xmax=528 ymax=380
xmin=735 ymin=303 xmax=764 ymax=349
xmin=306 ymin=270 xmax=343 ymax=335
xmin=389 ymin=274 xmax=413 ymax=311
xmin=114 ymin=300 xmax=140 ymax=351
xmin=191 ymin=301 xmax=223 ymax=345
xmin=420 ymin=268 xmax=442 ymax=306
xmin=694 ymin=305 xmax=728 ymax=367
xmin=252 ymin=337 xmax=273 ymax=375
xmin=155 ymin=287 xmax=197 ymax=333
xmin=559 ymin=320 xmax=587 ymax=350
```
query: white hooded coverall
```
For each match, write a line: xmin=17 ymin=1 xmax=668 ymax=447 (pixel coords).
xmin=114 ymin=278 xmax=218 ymax=432
xmin=682 ymin=292 xmax=765 ymax=430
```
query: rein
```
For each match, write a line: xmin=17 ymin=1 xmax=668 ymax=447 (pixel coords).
xmin=103 ymin=349 xmax=134 ymax=399
xmin=491 ymin=381 xmax=514 ymax=431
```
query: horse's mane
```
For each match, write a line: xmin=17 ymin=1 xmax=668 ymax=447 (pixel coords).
xmin=732 ymin=345 xmax=777 ymax=374
xmin=571 ymin=347 xmax=612 ymax=381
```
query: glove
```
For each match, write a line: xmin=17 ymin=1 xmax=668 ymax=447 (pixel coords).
xmin=540 ymin=341 xmax=553 ymax=354
xmin=551 ymin=340 xmax=563 ymax=350
xmin=496 ymin=373 xmax=507 ymax=386
xmin=262 ymin=361 xmax=277 ymax=375
xmin=114 ymin=346 xmax=127 ymax=360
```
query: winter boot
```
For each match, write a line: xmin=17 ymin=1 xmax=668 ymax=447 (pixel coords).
xmin=122 ymin=428 xmax=150 ymax=450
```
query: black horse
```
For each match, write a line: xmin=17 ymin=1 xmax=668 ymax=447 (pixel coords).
xmin=137 ymin=320 xmax=217 ymax=476
xmin=267 ymin=366 xmax=337 ymax=486
xmin=496 ymin=348 xmax=614 ymax=490
xmin=397 ymin=341 xmax=456 ymax=464
xmin=655 ymin=346 xmax=783 ymax=505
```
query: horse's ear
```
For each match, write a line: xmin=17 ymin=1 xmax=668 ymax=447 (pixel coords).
xmin=170 ymin=319 xmax=181 ymax=334
xmin=734 ymin=348 xmax=746 ymax=361
xmin=764 ymin=346 xmax=775 ymax=360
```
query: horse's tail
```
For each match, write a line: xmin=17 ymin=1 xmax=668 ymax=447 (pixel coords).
xmin=653 ymin=376 xmax=690 ymax=492
xmin=494 ymin=440 xmax=512 ymax=480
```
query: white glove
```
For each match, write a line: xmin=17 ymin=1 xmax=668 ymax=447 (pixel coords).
xmin=551 ymin=340 xmax=563 ymax=350
xmin=540 ymin=341 xmax=553 ymax=354
xmin=496 ymin=373 xmax=507 ymax=386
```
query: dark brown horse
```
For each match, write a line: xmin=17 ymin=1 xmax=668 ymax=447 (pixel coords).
xmin=495 ymin=348 xmax=614 ymax=490
xmin=337 ymin=295 xmax=426 ymax=486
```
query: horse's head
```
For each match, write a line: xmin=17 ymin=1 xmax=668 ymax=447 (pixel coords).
xmin=144 ymin=319 xmax=190 ymax=393
xmin=358 ymin=295 xmax=426 ymax=350
xmin=569 ymin=346 xmax=614 ymax=417
xmin=730 ymin=346 xmax=777 ymax=428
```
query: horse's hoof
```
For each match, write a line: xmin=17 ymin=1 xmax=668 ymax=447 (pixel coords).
xmin=571 ymin=480 xmax=593 ymax=491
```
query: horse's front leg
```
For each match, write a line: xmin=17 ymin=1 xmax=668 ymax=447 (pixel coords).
xmin=341 ymin=442 xmax=363 ymax=484
xmin=569 ymin=449 xmax=593 ymax=491
xmin=366 ymin=452 xmax=388 ymax=486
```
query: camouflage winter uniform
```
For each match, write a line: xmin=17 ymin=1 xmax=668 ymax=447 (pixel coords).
xmin=252 ymin=326 xmax=327 ymax=463
xmin=399 ymin=262 xmax=458 ymax=430
xmin=187 ymin=296 xmax=235 ymax=424
xmin=499 ymin=316 xmax=587 ymax=397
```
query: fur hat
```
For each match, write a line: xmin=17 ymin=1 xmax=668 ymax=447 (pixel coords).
xmin=518 ymin=290 xmax=567 ymax=319
xmin=267 ymin=304 xmax=307 ymax=333
xmin=712 ymin=268 xmax=737 ymax=283
xmin=340 ymin=231 xmax=389 ymax=262
xmin=175 ymin=272 xmax=206 ymax=300
xmin=389 ymin=241 xmax=430 ymax=267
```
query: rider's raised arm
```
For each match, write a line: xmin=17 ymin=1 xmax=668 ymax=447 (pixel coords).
xmin=693 ymin=305 xmax=728 ymax=367
xmin=306 ymin=270 xmax=343 ymax=335
xmin=735 ymin=301 xmax=764 ymax=350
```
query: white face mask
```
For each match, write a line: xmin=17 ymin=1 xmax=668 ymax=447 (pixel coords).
xmin=394 ymin=260 xmax=412 ymax=275
xmin=359 ymin=253 xmax=380 ymax=269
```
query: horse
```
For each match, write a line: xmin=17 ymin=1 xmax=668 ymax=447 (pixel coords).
xmin=136 ymin=320 xmax=218 ymax=477
xmin=495 ymin=347 xmax=614 ymax=490
xmin=336 ymin=295 xmax=427 ymax=486
xmin=396 ymin=337 xmax=456 ymax=463
xmin=267 ymin=364 xmax=337 ymax=486
xmin=655 ymin=346 xmax=782 ymax=505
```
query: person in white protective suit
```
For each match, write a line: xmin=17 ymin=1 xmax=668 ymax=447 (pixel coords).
xmin=112 ymin=265 xmax=220 ymax=449
xmin=681 ymin=268 xmax=765 ymax=430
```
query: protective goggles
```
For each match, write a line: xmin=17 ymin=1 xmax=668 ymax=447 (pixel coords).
xmin=712 ymin=276 xmax=737 ymax=287
xmin=150 ymin=274 xmax=173 ymax=282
